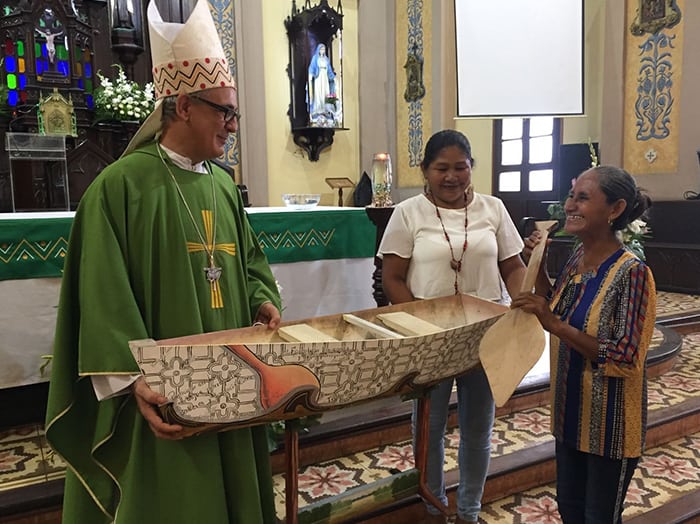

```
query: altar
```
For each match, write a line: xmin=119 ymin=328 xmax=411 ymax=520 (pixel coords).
xmin=0 ymin=207 xmax=377 ymax=389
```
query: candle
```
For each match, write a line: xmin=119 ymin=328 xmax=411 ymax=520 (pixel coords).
xmin=370 ymin=153 xmax=393 ymax=207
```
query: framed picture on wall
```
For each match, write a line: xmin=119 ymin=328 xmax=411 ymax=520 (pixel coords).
xmin=630 ymin=0 xmax=681 ymax=35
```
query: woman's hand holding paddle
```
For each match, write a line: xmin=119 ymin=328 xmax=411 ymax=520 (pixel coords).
xmin=522 ymin=229 xmax=551 ymax=264
xmin=510 ymin=292 xmax=559 ymax=332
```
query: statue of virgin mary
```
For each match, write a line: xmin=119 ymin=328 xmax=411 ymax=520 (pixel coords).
xmin=307 ymin=43 xmax=339 ymax=126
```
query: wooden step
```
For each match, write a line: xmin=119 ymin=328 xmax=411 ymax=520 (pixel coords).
xmin=625 ymin=489 xmax=700 ymax=524
xmin=354 ymin=486 xmax=700 ymax=524
xmin=352 ymin=397 xmax=700 ymax=524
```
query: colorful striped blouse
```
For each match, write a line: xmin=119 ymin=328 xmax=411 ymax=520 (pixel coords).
xmin=549 ymin=244 xmax=657 ymax=459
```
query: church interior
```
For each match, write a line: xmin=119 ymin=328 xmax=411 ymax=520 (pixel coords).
xmin=1 ymin=0 xmax=700 ymax=523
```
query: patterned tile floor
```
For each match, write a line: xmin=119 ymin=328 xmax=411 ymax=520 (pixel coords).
xmin=269 ymin=331 xmax=700 ymax=522
xmin=268 ymin=292 xmax=700 ymax=522
xmin=0 ymin=425 xmax=65 ymax=492
xmin=1 ymin=291 xmax=699 ymax=523
xmin=656 ymin=290 xmax=700 ymax=317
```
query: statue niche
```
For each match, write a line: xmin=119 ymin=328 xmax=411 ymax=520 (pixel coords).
xmin=285 ymin=0 xmax=345 ymax=161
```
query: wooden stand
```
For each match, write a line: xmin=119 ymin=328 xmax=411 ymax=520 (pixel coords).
xmin=282 ymin=391 xmax=450 ymax=523
xmin=280 ymin=313 xmax=451 ymax=522
xmin=325 ymin=177 xmax=355 ymax=207
xmin=365 ymin=206 xmax=395 ymax=306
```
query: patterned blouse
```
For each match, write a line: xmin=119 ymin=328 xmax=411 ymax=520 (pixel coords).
xmin=549 ymin=244 xmax=657 ymax=459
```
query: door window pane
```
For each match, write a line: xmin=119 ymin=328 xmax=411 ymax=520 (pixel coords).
xmin=501 ymin=139 xmax=522 ymax=165
xmin=493 ymin=117 xmax=560 ymax=202
xmin=529 ymin=136 xmax=553 ymax=163
xmin=529 ymin=169 xmax=554 ymax=191
xmin=502 ymin=118 xmax=523 ymax=140
xmin=499 ymin=171 xmax=521 ymax=192
xmin=530 ymin=116 xmax=553 ymax=137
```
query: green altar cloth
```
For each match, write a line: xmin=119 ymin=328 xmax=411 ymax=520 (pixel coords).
xmin=0 ymin=216 xmax=73 ymax=280
xmin=0 ymin=208 xmax=376 ymax=280
xmin=250 ymin=208 xmax=375 ymax=264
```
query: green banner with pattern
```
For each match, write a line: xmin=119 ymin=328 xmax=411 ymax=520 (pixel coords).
xmin=0 ymin=210 xmax=377 ymax=280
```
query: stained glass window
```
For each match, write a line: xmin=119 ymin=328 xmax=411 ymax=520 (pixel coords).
xmin=3 ymin=37 xmax=27 ymax=107
xmin=77 ymin=47 xmax=94 ymax=109
xmin=35 ymin=38 xmax=70 ymax=79
xmin=1 ymin=9 xmax=95 ymax=112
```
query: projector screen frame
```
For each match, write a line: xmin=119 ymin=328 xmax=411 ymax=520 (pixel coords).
xmin=453 ymin=0 xmax=585 ymax=119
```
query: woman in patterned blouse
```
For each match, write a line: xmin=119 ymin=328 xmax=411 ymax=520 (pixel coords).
xmin=512 ymin=165 xmax=656 ymax=524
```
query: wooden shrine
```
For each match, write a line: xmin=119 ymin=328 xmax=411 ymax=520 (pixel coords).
xmin=0 ymin=0 xmax=191 ymax=212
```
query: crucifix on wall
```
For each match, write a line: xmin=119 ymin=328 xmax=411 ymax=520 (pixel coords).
xmin=35 ymin=8 xmax=64 ymax=67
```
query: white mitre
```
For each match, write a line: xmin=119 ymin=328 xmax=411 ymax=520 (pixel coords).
xmin=122 ymin=0 xmax=236 ymax=156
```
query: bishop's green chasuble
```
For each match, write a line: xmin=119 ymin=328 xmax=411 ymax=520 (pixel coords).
xmin=45 ymin=143 xmax=281 ymax=523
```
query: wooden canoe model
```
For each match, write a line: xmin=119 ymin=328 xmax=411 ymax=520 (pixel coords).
xmin=129 ymin=293 xmax=507 ymax=437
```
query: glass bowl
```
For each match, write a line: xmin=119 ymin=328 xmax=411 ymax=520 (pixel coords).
xmin=282 ymin=194 xmax=321 ymax=210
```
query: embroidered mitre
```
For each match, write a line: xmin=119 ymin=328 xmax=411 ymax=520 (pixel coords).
xmin=122 ymin=0 xmax=236 ymax=156
xmin=148 ymin=0 xmax=235 ymax=98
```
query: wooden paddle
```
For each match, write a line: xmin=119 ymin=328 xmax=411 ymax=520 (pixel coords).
xmin=479 ymin=220 xmax=558 ymax=407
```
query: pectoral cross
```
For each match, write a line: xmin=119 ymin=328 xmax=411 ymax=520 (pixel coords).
xmin=187 ymin=210 xmax=236 ymax=309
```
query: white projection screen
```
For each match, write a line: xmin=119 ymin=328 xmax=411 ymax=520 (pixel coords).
xmin=455 ymin=0 xmax=584 ymax=118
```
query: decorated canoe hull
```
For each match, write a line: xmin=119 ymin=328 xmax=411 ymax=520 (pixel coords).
xmin=129 ymin=293 xmax=507 ymax=436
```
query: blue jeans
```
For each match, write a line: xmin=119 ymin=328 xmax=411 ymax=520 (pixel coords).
xmin=555 ymin=440 xmax=639 ymax=524
xmin=413 ymin=366 xmax=495 ymax=522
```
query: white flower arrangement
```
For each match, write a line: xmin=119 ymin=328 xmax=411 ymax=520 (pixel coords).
xmin=620 ymin=218 xmax=651 ymax=260
xmin=94 ymin=64 xmax=155 ymax=123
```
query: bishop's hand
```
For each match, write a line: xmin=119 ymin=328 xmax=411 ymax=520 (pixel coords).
xmin=254 ymin=301 xmax=281 ymax=329
xmin=132 ymin=377 xmax=185 ymax=440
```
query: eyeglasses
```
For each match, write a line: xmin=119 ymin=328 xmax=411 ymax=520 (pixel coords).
xmin=189 ymin=94 xmax=241 ymax=123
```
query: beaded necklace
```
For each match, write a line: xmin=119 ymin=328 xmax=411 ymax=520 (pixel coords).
xmin=430 ymin=190 xmax=469 ymax=295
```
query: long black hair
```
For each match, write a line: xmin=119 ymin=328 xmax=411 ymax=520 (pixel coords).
xmin=420 ymin=130 xmax=475 ymax=170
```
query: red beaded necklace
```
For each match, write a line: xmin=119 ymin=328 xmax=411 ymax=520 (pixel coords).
xmin=430 ymin=190 xmax=469 ymax=295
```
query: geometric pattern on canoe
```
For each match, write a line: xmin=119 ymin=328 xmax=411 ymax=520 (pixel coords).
xmin=136 ymin=317 xmax=500 ymax=426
